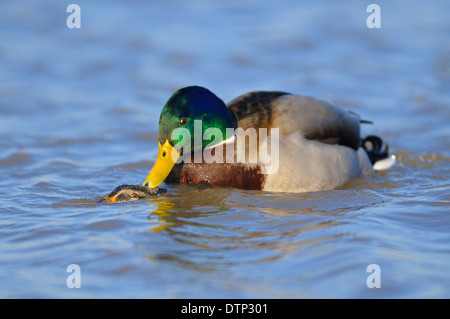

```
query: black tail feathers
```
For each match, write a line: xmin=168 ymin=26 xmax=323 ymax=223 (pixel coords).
xmin=361 ymin=135 xmax=389 ymax=165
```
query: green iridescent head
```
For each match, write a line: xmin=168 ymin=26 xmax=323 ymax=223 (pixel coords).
xmin=158 ymin=86 xmax=235 ymax=153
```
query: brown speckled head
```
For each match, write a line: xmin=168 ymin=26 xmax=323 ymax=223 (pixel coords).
xmin=103 ymin=185 xmax=163 ymax=202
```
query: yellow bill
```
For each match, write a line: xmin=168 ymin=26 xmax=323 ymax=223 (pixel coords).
xmin=142 ymin=139 xmax=180 ymax=188
xmin=104 ymin=196 xmax=117 ymax=203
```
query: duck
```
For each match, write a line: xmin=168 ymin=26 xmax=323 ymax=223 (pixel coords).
xmin=136 ymin=86 xmax=395 ymax=194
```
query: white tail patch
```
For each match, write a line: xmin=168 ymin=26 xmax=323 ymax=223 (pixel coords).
xmin=373 ymin=154 xmax=396 ymax=171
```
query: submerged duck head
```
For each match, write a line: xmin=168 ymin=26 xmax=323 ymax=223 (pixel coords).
xmin=103 ymin=185 xmax=160 ymax=203
xmin=142 ymin=86 xmax=235 ymax=188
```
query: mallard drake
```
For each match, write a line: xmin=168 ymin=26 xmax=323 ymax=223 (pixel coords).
xmin=140 ymin=85 xmax=394 ymax=193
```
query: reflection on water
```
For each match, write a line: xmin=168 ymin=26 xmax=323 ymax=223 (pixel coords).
xmin=117 ymin=182 xmax=386 ymax=273
xmin=145 ymin=186 xmax=343 ymax=269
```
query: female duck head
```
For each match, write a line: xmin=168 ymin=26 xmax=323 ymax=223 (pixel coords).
xmin=143 ymin=86 xmax=235 ymax=188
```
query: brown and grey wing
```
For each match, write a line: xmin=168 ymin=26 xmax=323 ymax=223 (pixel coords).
xmin=270 ymin=95 xmax=363 ymax=150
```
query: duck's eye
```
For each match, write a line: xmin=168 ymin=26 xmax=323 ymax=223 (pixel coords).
xmin=179 ymin=117 xmax=188 ymax=126
xmin=130 ymin=193 xmax=138 ymax=199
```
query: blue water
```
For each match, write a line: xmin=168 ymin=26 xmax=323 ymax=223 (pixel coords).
xmin=0 ymin=0 xmax=449 ymax=298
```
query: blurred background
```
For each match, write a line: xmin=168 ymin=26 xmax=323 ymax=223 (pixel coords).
xmin=0 ymin=0 xmax=449 ymax=298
